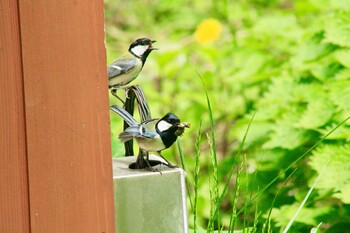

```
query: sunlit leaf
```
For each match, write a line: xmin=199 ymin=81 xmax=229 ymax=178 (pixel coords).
xmin=298 ymin=97 xmax=334 ymax=129
xmin=309 ymin=144 xmax=350 ymax=203
xmin=293 ymin=32 xmax=335 ymax=63
xmin=329 ymin=0 xmax=350 ymax=10
xmin=328 ymin=80 xmax=350 ymax=112
xmin=263 ymin=125 xmax=309 ymax=150
xmin=334 ymin=49 xmax=350 ymax=68
xmin=270 ymin=204 xmax=331 ymax=227
xmin=325 ymin=11 xmax=350 ymax=47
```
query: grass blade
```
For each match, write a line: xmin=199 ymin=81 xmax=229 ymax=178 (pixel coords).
xmin=177 ymin=139 xmax=194 ymax=213
xmin=193 ymin=117 xmax=203 ymax=233
xmin=206 ymin=112 xmax=256 ymax=231
xmin=197 ymin=70 xmax=221 ymax=233
xmin=228 ymin=161 xmax=244 ymax=232
xmin=282 ymin=159 xmax=330 ymax=233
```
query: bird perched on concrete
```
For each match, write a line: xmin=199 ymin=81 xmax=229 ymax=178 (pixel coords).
xmin=107 ymin=38 xmax=157 ymax=99
xmin=110 ymin=105 xmax=190 ymax=168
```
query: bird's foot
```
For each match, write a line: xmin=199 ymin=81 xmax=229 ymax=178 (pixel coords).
xmin=145 ymin=166 xmax=162 ymax=174
xmin=159 ymin=154 xmax=178 ymax=169
xmin=161 ymin=161 xmax=178 ymax=169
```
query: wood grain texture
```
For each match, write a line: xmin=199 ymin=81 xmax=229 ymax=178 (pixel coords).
xmin=17 ymin=0 xmax=115 ymax=232
xmin=0 ymin=1 xmax=30 ymax=233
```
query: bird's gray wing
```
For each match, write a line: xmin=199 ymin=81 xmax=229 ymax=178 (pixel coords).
xmin=107 ymin=58 xmax=137 ymax=79
xmin=119 ymin=124 xmax=158 ymax=142
xmin=118 ymin=126 xmax=140 ymax=142
xmin=139 ymin=126 xmax=158 ymax=138
xmin=139 ymin=121 xmax=158 ymax=138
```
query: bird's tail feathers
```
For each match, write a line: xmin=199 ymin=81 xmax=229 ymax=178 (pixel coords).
xmin=110 ymin=105 xmax=139 ymax=126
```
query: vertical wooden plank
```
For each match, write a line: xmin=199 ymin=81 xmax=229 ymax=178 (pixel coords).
xmin=18 ymin=0 xmax=115 ymax=232
xmin=0 ymin=1 xmax=30 ymax=233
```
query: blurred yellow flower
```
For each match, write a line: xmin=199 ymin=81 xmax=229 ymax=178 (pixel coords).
xmin=194 ymin=18 xmax=222 ymax=44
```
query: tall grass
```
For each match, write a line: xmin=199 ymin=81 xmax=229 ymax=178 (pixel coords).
xmin=184 ymin=74 xmax=350 ymax=232
xmin=198 ymin=72 xmax=221 ymax=232
xmin=193 ymin=118 xmax=203 ymax=233
xmin=197 ymin=72 xmax=255 ymax=232
xmin=282 ymin=159 xmax=330 ymax=233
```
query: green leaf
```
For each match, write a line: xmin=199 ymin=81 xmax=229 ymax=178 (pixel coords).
xmin=252 ymin=14 xmax=302 ymax=41
xmin=256 ymin=76 xmax=296 ymax=120
xmin=232 ymin=119 xmax=273 ymax=148
xmin=325 ymin=11 xmax=350 ymax=47
xmin=263 ymin=111 xmax=309 ymax=150
xmin=251 ymin=149 xmax=286 ymax=170
xmin=270 ymin=204 xmax=331 ymax=227
xmin=233 ymin=51 xmax=270 ymax=79
xmin=298 ymin=97 xmax=334 ymax=129
xmin=328 ymin=80 xmax=350 ymax=112
xmin=309 ymin=144 xmax=350 ymax=203
xmin=318 ymin=124 xmax=350 ymax=141
xmin=293 ymin=32 xmax=335 ymax=63
xmin=310 ymin=61 xmax=343 ymax=81
xmin=291 ymin=83 xmax=323 ymax=103
xmin=263 ymin=125 xmax=309 ymax=150
xmin=335 ymin=69 xmax=350 ymax=80
xmin=111 ymin=133 xmax=125 ymax=157
xmin=334 ymin=48 xmax=350 ymax=68
xmin=334 ymin=69 xmax=350 ymax=80
xmin=329 ymin=0 xmax=350 ymax=11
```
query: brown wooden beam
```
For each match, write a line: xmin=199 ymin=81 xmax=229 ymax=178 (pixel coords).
xmin=1 ymin=0 xmax=116 ymax=232
xmin=0 ymin=0 xmax=30 ymax=232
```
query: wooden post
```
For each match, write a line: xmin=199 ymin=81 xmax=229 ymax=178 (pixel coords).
xmin=0 ymin=0 xmax=115 ymax=232
xmin=0 ymin=1 xmax=30 ymax=233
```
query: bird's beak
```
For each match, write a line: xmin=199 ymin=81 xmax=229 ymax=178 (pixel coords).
xmin=149 ymin=40 xmax=158 ymax=50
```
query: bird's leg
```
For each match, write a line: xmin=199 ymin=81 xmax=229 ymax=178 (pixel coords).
xmin=111 ymin=88 xmax=125 ymax=105
xmin=158 ymin=152 xmax=178 ymax=168
xmin=135 ymin=150 xmax=162 ymax=174
xmin=144 ymin=159 xmax=162 ymax=174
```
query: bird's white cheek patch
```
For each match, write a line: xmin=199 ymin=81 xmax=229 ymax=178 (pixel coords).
xmin=131 ymin=45 xmax=149 ymax=57
xmin=157 ymin=120 xmax=173 ymax=132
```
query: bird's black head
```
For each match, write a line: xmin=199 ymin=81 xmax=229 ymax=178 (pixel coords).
xmin=156 ymin=113 xmax=180 ymax=148
xmin=128 ymin=38 xmax=157 ymax=63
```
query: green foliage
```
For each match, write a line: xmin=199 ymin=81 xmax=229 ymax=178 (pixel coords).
xmin=325 ymin=11 xmax=350 ymax=47
xmin=271 ymin=204 xmax=331 ymax=228
xmin=309 ymin=144 xmax=350 ymax=203
xmin=105 ymin=0 xmax=350 ymax=232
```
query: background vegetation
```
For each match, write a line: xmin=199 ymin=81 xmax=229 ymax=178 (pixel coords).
xmin=105 ymin=0 xmax=350 ymax=232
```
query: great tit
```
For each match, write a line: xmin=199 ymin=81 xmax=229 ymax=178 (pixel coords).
xmin=107 ymin=38 xmax=157 ymax=96
xmin=110 ymin=105 xmax=190 ymax=168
